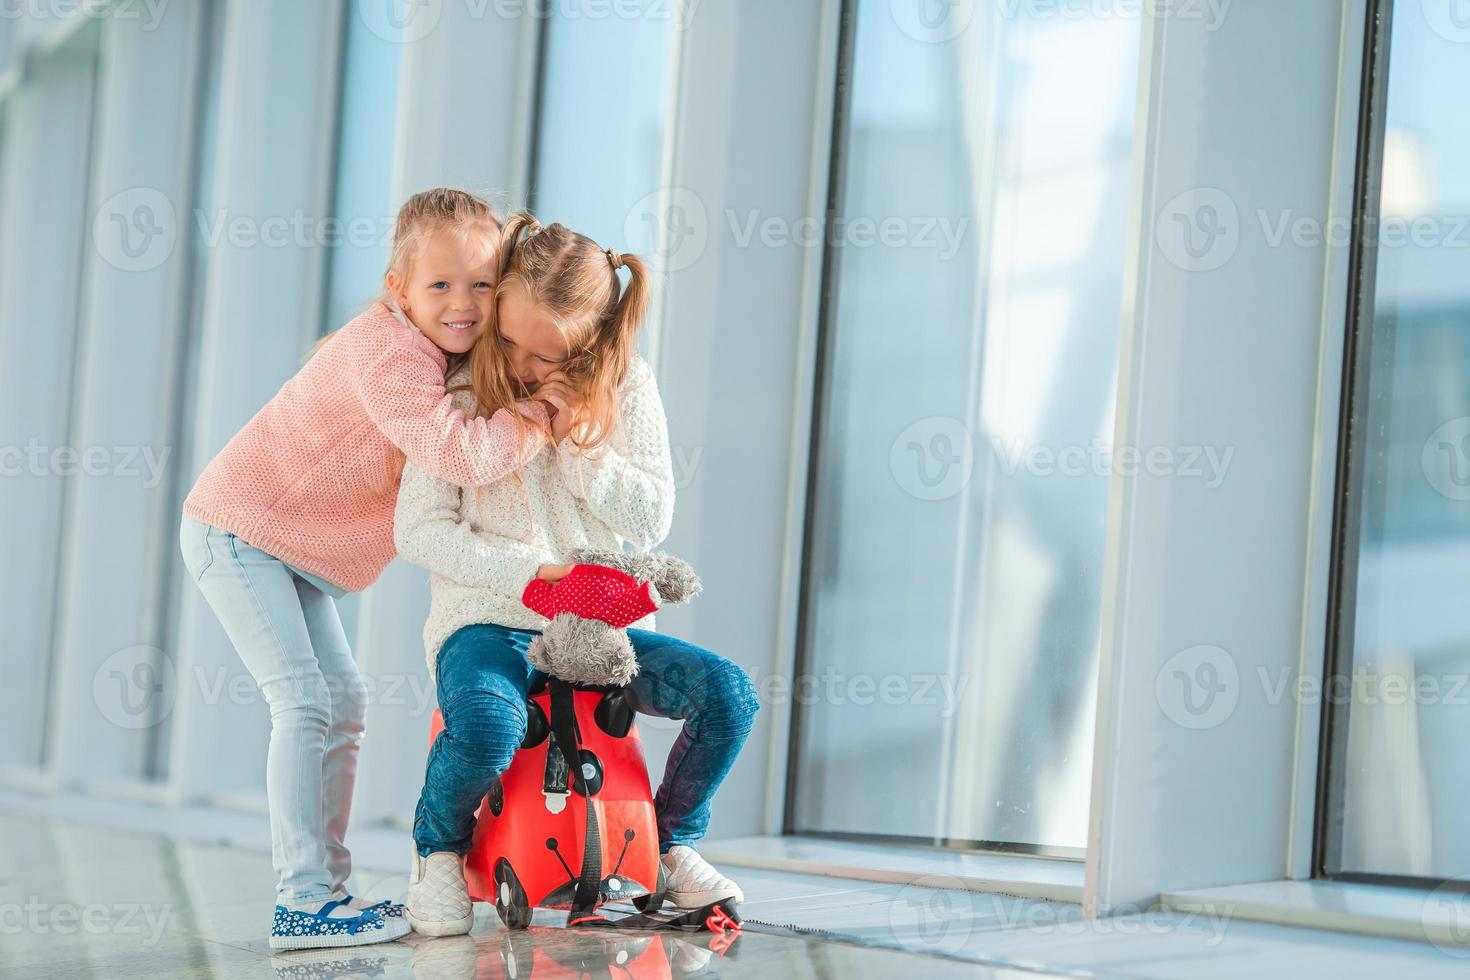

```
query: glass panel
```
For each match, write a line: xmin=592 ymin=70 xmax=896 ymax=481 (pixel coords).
xmin=320 ymin=5 xmax=404 ymax=643
xmin=154 ymin=0 xmax=230 ymax=780
xmin=0 ymin=44 xmax=99 ymax=771
xmin=531 ymin=7 xmax=672 ymax=259
xmin=322 ymin=9 xmax=402 ymax=335
xmin=1334 ymin=1 xmax=1470 ymax=880
xmin=792 ymin=1 xmax=1140 ymax=852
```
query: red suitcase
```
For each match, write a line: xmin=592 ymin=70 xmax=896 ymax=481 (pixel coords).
xmin=425 ymin=675 xmax=741 ymax=936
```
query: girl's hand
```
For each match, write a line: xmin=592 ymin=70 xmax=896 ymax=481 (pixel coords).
xmin=533 ymin=371 xmax=582 ymax=443
xmin=536 ymin=562 xmax=575 ymax=583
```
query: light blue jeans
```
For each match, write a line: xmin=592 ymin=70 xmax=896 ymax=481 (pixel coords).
xmin=178 ymin=515 xmax=367 ymax=906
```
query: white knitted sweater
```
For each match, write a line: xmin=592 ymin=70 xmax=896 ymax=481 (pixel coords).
xmin=394 ymin=354 xmax=676 ymax=676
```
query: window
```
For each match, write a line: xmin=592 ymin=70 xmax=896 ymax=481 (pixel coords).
xmin=321 ymin=7 xmax=402 ymax=336
xmin=789 ymin=0 xmax=1141 ymax=853
xmin=1323 ymin=0 xmax=1470 ymax=884
xmin=319 ymin=4 xmax=404 ymax=645
xmin=0 ymin=27 xmax=100 ymax=774
xmin=529 ymin=6 xmax=673 ymax=261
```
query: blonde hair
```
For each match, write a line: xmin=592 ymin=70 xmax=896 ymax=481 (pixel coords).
xmin=308 ymin=188 xmax=502 ymax=359
xmin=306 ymin=187 xmax=505 ymax=491
xmin=456 ymin=213 xmax=650 ymax=525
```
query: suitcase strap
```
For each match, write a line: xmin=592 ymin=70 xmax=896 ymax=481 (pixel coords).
xmin=548 ymin=679 xmax=603 ymax=923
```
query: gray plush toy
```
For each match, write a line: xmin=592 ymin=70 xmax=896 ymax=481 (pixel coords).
xmin=520 ymin=547 xmax=703 ymax=688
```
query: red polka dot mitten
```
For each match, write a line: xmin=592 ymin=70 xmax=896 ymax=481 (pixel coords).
xmin=520 ymin=550 xmax=702 ymax=687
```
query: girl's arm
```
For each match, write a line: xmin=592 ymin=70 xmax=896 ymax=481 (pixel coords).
xmin=355 ymin=339 xmax=550 ymax=488
xmin=556 ymin=360 xmax=675 ymax=551
xmin=393 ymin=456 xmax=547 ymax=594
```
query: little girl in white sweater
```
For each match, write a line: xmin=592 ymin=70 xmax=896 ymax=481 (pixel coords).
xmin=394 ymin=215 xmax=760 ymax=937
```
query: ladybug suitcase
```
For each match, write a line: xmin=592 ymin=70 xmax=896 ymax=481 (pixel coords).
xmin=426 ymin=675 xmax=742 ymax=935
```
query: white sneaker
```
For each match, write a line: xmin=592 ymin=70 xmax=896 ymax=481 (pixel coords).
xmin=406 ymin=850 xmax=473 ymax=937
xmin=659 ymin=845 xmax=744 ymax=909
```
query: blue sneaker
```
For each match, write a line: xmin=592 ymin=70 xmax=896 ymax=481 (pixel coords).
xmin=270 ymin=897 xmax=410 ymax=950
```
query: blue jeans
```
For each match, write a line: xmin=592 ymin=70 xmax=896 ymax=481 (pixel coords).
xmin=178 ymin=516 xmax=367 ymax=906
xmin=414 ymin=622 xmax=760 ymax=858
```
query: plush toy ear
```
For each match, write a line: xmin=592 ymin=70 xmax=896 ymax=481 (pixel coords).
xmin=529 ymin=614 xmax=640 ymax=687
xmin=570 ymin=546 xmax=626 ymax=569
xmin=569 ymin=547 xmax=657 ymax=584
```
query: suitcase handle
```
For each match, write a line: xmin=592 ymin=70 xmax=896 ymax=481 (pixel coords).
xmin=548 ymin=678 xmax=604 ymax=923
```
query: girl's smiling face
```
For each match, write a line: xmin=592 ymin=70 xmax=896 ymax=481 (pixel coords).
xmin=496 ymin=282 xmax=568 ymax=393
xmin=387 ymin=229 xmax=497 ymax=355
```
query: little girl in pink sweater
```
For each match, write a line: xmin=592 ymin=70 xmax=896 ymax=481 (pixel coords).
xmin=178 ymin=188 xmax=552 ymax=951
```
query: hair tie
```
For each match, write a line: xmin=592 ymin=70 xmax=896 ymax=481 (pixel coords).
xmin=605 ymin=247 xmax=623 ymax=270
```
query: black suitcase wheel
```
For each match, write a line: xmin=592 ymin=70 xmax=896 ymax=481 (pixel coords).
xmin=632 ymin=861 xmax=667 ymax=912
xmin=521 ymin=698 xmax=549 ymax=748
xmin=494 ymin=857 xmax=533 ymax=930
xmin=594 ymin=688 xmax=636 ymax=738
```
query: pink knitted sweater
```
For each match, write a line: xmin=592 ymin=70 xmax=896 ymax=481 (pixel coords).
xmin=183 ymin=302 xmax=548 ymax=593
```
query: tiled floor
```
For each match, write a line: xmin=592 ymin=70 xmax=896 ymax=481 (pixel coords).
xmin=0 ymin=808 xmax=1464 ymax=979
